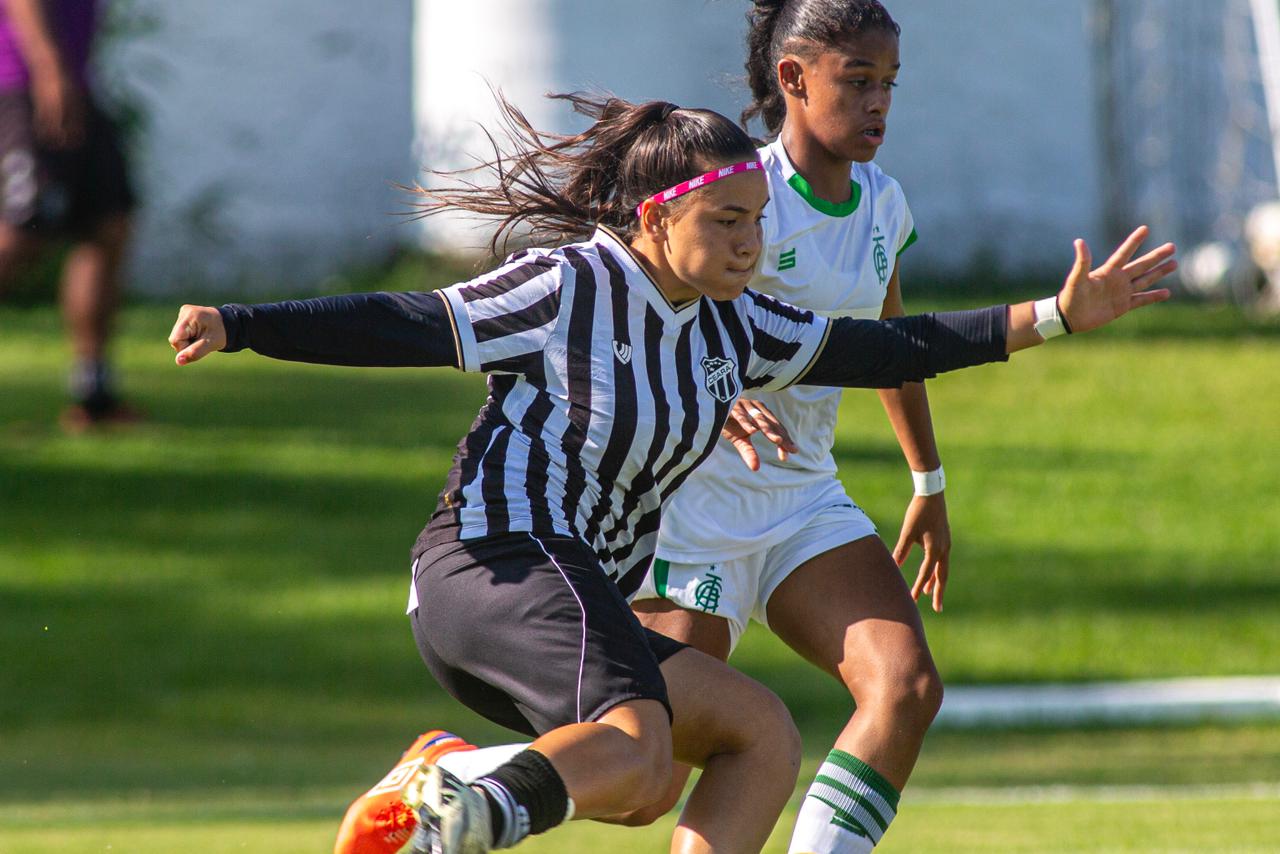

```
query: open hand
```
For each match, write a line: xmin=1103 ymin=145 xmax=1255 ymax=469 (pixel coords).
xmin=168 ymin=305 xmax=227 ymax=365
xmin=1058 ymin=226 xmax=1176 ymax=334
xmin=894 ymin=492 xmax=951 ymax=612
xmin=721 ymin=398 xmax=798 ymax=471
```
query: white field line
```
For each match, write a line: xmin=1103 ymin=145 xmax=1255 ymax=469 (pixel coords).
xmin=909 ymin=781 xmax=1280 ymax=806
xmin=935 ymin=676 xmax=1280 ymax=728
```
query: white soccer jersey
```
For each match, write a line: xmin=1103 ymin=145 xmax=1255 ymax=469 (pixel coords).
xmin=655 ymin=139 xmax=917 ymax=564
xmin=435 ymin=227 xmax=830 ymax=594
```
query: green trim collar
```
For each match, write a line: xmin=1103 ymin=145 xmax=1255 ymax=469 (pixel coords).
xmin=786 ymin=171 xmax=861 ymax=218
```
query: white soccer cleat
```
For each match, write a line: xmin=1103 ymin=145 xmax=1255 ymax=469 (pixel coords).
xmin=404 ymin=765 xmax=494 ymax=854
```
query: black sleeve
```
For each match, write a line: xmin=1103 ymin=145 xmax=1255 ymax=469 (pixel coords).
xmin=800 ymin=306 xmax=1009 ymax=388
xmin=218 ymin=291 xmax=459 ymax=368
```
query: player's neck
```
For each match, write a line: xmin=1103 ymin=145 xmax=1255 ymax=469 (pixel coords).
xmin=779 ymin=124 xmax=855 ymax=205
xmin=628 ymin=235 xmax=700 ymax=306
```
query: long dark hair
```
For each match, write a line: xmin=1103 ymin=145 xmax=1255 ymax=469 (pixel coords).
xmin=743 ymin=0 xmax=900 ymax=135
xmin=409 ymin=91 xmax=758 ymax=257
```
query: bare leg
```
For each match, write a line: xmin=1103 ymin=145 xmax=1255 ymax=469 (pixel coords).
xmin=765 ymin=534 xmax=942 ymax=791
xmin=528 ymin=698 xmax=675 ymax=819
xmin=614 ymin=600 xmax=733 ymax=829
xmin=0 ymin=222 xmax=40 ymax=294
xmin=60 ymin=213 xmax=130 ymax=363
xmin=663 ymin=646 xmax=800 ymax=854
xmin=528 ymin=646 xmax=799 ymax=852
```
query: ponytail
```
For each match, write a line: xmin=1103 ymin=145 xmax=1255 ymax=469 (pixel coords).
xmin=408 ymin=91 xmax=756 ymax=257
xmin=741 ymin=0 xmax=901 ymax=136
xmin=742 ymin=1 xmax=789 ymax=134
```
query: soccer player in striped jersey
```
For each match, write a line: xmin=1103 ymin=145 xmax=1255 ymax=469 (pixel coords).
xmin=169 ymin=91 xmax=1174 ymax=854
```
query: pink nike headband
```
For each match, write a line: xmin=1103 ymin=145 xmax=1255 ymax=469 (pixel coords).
xmin=635 ymin=159 xmax=763 ymax=217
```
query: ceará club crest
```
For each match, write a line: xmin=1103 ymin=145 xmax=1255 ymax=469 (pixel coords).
xmin=700 ymin=355 xmax=738 ymax=403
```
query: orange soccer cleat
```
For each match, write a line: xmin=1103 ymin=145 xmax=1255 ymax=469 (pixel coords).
xmin=335 ymin=731 xmax=478 ymax=854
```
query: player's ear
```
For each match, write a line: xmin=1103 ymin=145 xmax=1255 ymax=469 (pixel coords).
xmin=638 ymin=199 xmax=668 ymax=239
xmin=777 ymin=56 xmax=806 ymax=98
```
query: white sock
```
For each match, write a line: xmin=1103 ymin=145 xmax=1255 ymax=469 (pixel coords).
xmin=787 ymin=750 xmax=899 ymax=854
xmin=437 ymin=743 xmax=530 ymax=782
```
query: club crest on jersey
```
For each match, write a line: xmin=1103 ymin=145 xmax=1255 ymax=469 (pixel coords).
xmin=872 ymin=226 xmax=889 ymax=286
xmin=701 ymin=355 xmax=738 ymax=403
xmin=613 ymin=340 xmax=632 ymax=364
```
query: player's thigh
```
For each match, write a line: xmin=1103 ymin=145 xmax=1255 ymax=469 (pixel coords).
xmin=659 ymin=645 xmax=798 ymax=769
xmin=765 ymin=534 xmax=934 ymax=689
xmin=632 ymin=598 xmax=732 ymax=662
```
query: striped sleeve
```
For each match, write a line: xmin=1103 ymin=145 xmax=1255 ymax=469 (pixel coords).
xmin=437 ymin=253 xmax=565 ymax=374
xmin=740 ymin=290 xmax=831 ymax=391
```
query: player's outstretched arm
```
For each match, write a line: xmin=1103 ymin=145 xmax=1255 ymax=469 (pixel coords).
xmin=800 ymin=227 xmax=1177 ymax=390
xmin=1004 ymin=225 xmax=1176 ymax=352
xmin=168 ymin=292 xmax=461 ymax=369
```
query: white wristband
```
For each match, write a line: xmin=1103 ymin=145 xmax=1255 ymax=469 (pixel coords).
xmin=912 ymin=466 xmax=945 ymax=496
xmin=1033 ymin=296 xmax=1070 ymax=340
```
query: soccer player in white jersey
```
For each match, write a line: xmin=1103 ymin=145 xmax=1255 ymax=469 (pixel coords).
xmin=625 ymin=2 xmax=1014 ymax=851
xmin=169 ymin=89 xmax=1174 ymax=854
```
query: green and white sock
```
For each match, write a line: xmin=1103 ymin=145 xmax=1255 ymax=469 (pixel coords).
xmin=787 ymin=750 xmax=900 ymax=854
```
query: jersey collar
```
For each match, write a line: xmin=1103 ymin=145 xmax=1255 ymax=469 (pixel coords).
xmin=773 ymin=140 xmax=862 ymax=218
xmin=593 ymin=227 xmax=702 ymax=322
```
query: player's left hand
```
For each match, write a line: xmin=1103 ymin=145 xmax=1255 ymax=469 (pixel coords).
xmin=1057 ymin=226 xmax=1177 ymax=334
xmin=721 ymin=398 xmax=799 ymax=472
xmin=168 ymin=304 xmax=227 ymax=365
xmin=893 ymin=492 xmax=950 ymax=612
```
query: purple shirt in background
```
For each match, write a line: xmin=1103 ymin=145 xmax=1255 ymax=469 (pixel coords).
xmin=0 ymin=0 xmax=100 ymax=92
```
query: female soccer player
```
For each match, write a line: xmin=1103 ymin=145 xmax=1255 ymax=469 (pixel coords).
xmin=626 ymin=3 xmax=996 ymax=851
xmin=170 ymin=91 xmax=1173 ymax=854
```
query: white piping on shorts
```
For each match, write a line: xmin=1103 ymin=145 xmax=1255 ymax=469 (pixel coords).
xmin=529 ymin=534 xmax=587 ymax=723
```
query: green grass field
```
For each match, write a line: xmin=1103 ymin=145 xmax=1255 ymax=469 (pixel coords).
xmin=2 ymin=276 xmax=1279 ymax=851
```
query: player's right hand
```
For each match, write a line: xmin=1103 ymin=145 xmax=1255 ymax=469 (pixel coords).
xmin=169 ymin=305 xmax=227 ymax=365
xmin=721 ymin=398 xmax=798 ymax=472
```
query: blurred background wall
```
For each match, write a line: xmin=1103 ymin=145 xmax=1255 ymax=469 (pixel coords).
xmin=99 ymin=0 xmax=1271 ymax=291
xmin=104 ymin=0 xmax=416 ymax=293
xmin=413 ymin=0 xmax=1104 ymax=275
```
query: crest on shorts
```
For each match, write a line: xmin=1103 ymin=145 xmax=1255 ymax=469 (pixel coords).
xmin=700 ymin=355 xmax=738 ymax=403
xmin=694 ymin=569 xmax=723 ymax=613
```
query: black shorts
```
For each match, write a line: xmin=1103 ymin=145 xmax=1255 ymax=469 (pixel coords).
xmin=0 ymin=90 xmax=136 ymax=236
xmin=410 ymin=531 xmax=687 ymax=737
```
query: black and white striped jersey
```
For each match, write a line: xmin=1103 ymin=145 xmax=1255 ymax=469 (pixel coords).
xmin=218 ymin=230 xmax=1007 ymax=597
xmin=432 ymin=228 xmax=830 ymax=594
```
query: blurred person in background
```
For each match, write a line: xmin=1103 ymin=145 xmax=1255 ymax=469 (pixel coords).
xmin=0 ymin=0 xmax=137 ymax=429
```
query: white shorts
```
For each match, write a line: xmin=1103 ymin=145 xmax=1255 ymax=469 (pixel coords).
xmin=634 ymin=500 xmax=877 ymax=653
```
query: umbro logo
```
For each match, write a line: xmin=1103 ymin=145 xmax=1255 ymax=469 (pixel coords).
xmin=778 ymin=247 xmax=797 ymax=271
xmin=613 ymin=340 xmax=632 ymax=364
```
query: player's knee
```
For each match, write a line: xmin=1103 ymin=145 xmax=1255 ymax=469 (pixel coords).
xmin=739 ymin=682 xmax=802 ymax=778
xmin=845 ymin=648 xmax=943 ymax=730
xmin=608 ymin=783 xmax=682 ymax=827
xmin=621 ymin=726 xmax=674 ymax=809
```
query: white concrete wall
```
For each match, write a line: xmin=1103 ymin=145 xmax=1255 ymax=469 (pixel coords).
xmin=880 ymin=0 xmax=1101 ymax=274
xmin=105 ymin=0 xmax=415 ymax=293
xmin=414 ymin=0 xmax=1101 ymax=275
xmin=104 ymin=1 xmax=1101 ymax=289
